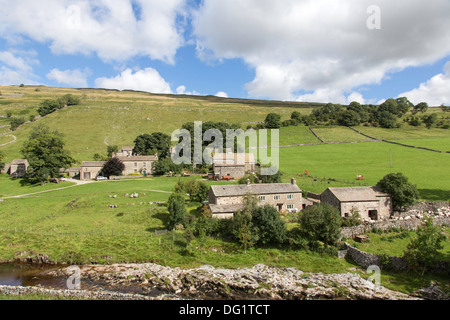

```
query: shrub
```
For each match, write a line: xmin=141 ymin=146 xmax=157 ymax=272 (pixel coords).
xmin=167 ymin=193 xmax=187 ymax=230
xmin=376 ymin=173 xmax=419 ymax=211
xmin=299 ymin=203 xmax=342 ymax=246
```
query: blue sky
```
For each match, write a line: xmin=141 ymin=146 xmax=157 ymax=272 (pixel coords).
xmin=1 ymin=0 xmax=450 ymax=106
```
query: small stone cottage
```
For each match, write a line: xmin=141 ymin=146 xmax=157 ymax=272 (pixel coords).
xmin=9 ymin=159 xmax=29 ymax=178
xmin=320 ymin=187 xmax=393 ymax=221
xmin=208 ymin=178 xmax=303 ymax=219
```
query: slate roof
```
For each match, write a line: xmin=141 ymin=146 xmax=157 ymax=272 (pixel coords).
xmin=212 ymin=153 xmax=256 ymax=166
xmin=210 ymin=182 xmax=301 ymax=197
xmin=116 ymin=155 xmax=158 ymax=162
xmin=209 ymin=203 xmax=245 ymax=214
xmin=81 ymin=161 xmax=107 ymax=167
xmin=325 ymin=187 xmax=390 ymax=202
xmin=11 ymin=159 xmax=29 ymax=165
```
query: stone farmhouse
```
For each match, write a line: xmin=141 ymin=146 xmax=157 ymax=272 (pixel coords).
xmin=78 ymin=147 xmax=158 ymax=180
xmin=208 ymin=178 xmax=303 ymax=219
xmin=117 ymin=155 xmax=158 ymax=176
xmin=320 ymin=187 xmax=393 ymax=221
xmin=212 ymin=152 xmax=257 ymax=180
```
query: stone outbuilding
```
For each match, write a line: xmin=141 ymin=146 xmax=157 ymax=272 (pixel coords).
xmin=80 ymin=161 xmax=107 ymax=180
xmin=9 ymin=159 xmax=29 ymax=178
xmin=320 ymin=187 xmax=393 ymax=221
xmin=208 ymin=178 xmax=303 ymax=219
xmin=212 ymin=152 xmax=257 ymax=180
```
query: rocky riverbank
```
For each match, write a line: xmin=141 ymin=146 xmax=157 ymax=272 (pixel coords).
xmin=41 ymin=263 xmax=419 ymax=300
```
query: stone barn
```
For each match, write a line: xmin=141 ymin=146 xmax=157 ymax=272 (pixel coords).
xmin=9 ymin=159 xmax=29 ymax=178
xmin=320 ymin=187 xmax=393 ymax=221
xmin=208 ymin=178 xmax=303 ymax=219
xmin=212 ymin=152 xmax=256 ymax=180
xmin=80 ymin=161 xmax=106 ymax=180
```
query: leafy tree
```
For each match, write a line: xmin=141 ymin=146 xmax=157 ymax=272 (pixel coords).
xmin=10 ymin=117 xmax=26 ymax=131
xmin=376 ymin=173 xmax=419 ymax=211
xmin=299 ymin=203 xmax=342 ymax=246
xmin=232 ymin=194 xmax=259 ymax=249
xmin=422 ymin=113 xmax=438 ymax=129
xmin=376 ymin=111 xmax=398 ymax=128
xmin=290 ymin=111 xmax=302 ymax=123
xmin=57 ymin=94 xmax=80 ymax=106
xmin=101 ymin=157 xmax=125 ymax=177
xmin=337 ymin=110 xmax=361 ymax=126
xmin=264 ymin=113 xmax=281 ymax=129
xmin=107 ymin=145 xmax=119 ymax=157
xmin=0 ymin=150 xmax=5 ymax=171
xmin=21 ymin=125 xmax=75 ymax=183
xmin=153 ymin=158 xmax=184 ymax=176
xmin=252 ymin=205 xmax=287 ymax=245
xmin=167 ymin=192 xmax=187 ymax=230
xmin=403 ymin=216 xmax=446 ymax=275
xmin=175 ymin=179 xmax=209 ymax=203
xmin=414 ymin=102 xmax=429 ymax=114
xmin=37 ymin=99 xmax=62 ymax=117
xmin=256 ymin=170 xmax=282 ymax=184
xmin=133 ymin=132 xmax=171 ymax=159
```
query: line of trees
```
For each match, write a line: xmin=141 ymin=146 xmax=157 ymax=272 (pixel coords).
xmin=37 ymin=94 xmax=80 ymax=117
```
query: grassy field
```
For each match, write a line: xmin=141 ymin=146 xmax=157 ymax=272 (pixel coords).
xmin=0 ymin=85 xmax=449 ymax=296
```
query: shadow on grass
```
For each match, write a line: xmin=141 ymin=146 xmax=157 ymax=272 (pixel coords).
xmin=418 ymin=189 xmax=450 ymax=202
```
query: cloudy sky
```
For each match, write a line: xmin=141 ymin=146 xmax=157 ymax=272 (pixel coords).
xmin=1 ymin=0 xmax=450 ymax=105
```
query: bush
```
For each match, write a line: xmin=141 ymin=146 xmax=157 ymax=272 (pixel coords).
xmin=101 ymin=157 xmax=125 ymax=177
xmin=252 ymin=205 xmax=287 ymax=245
xmin=376 ymin=173 xmax=419 ymax=211
xmin=167 ymin=193 xmax=187 ymax=230
xmin=299 ymin=203 xmax=342 ymax=246
xmin=10 ymin=117 xmax=26 ymax=131
xmin=264 ymin=113 xmax=281 ymax=129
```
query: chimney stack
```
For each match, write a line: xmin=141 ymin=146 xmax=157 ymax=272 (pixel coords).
xmin=291 ymin=178 xmax=296 ymax=185
xmin=247 ymin=179 xmax=251 ymax=186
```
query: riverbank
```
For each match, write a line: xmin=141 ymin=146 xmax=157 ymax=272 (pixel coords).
xmin=36 ymin=263 xmax=419 ymax=300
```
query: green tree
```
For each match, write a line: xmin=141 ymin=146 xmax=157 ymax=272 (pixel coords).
xmin=264 ymin=113 xmax=281 ymax=129
xmin=10 ymin=117 xmax=26 ymax=131
xmin=403 ymin=216 xmax=446 ymax=275
xmin=107 ymin=145 xmax=119 ymax=157
xmin=422 ymin=113 xmax=438 ymax=129
xmin=0 ymin=150 xmax=5 ymax=171
xmin=377 ymin=111 xmax=398 ymax=128
xmin=167 ymin=193 xmax=187 ymax=230
xmin=337 ymin=110 xmax=361 ymax=126
xmin=376 ymin=173 xmax=419 ymax=211
xmin=252 ymin=205 xmax=287 ymax=245
xmin=21 ymin=125 xmax=75 ymax=183
xmin=299 ymin=203 xmax=342 ymax=246
xmin=232 ymin=194 xmax=259 ymax=250
xmin=101 ymin=157 xmax=125 ymax=177
xmin=133 ymin=132 xmax=171 ymax=159
xmin=290 ymin=111 xmax=302 ymax=123
xmin=413 ymin=102 xmax=429 ymax=114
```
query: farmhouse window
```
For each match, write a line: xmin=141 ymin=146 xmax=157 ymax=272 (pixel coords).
xmin=287 ymin=204 xmax=294 ymax=209
xmin=273 ymin=195 xmax=281 ymax=201
xmin=134 ymin=163 xmax=138 ymax=167
xmin=259 ymin=196 xmax=266 ymax=201
xmin=287 ymin=194 xmax=294 ymax=200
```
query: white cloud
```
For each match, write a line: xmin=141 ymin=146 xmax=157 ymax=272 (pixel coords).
xmin=215 ymin=91 xmax=228 ymax=98
xmin=46 ymin=68 xmax=90 ymax=88
xmin=175 ymin=85 xmax=202 ymax=96
xmin=0 ymin=0 xmax=187 ymax=64
xmin=398 ymin=62 xmax=450 ymax=106
xmin=193 ymin=0 xmax=450 ymax=101
xmin=95 ymin=68 xmax=172 ymax=94
xmin=0 ymin=50 xmax=39 ymax=85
